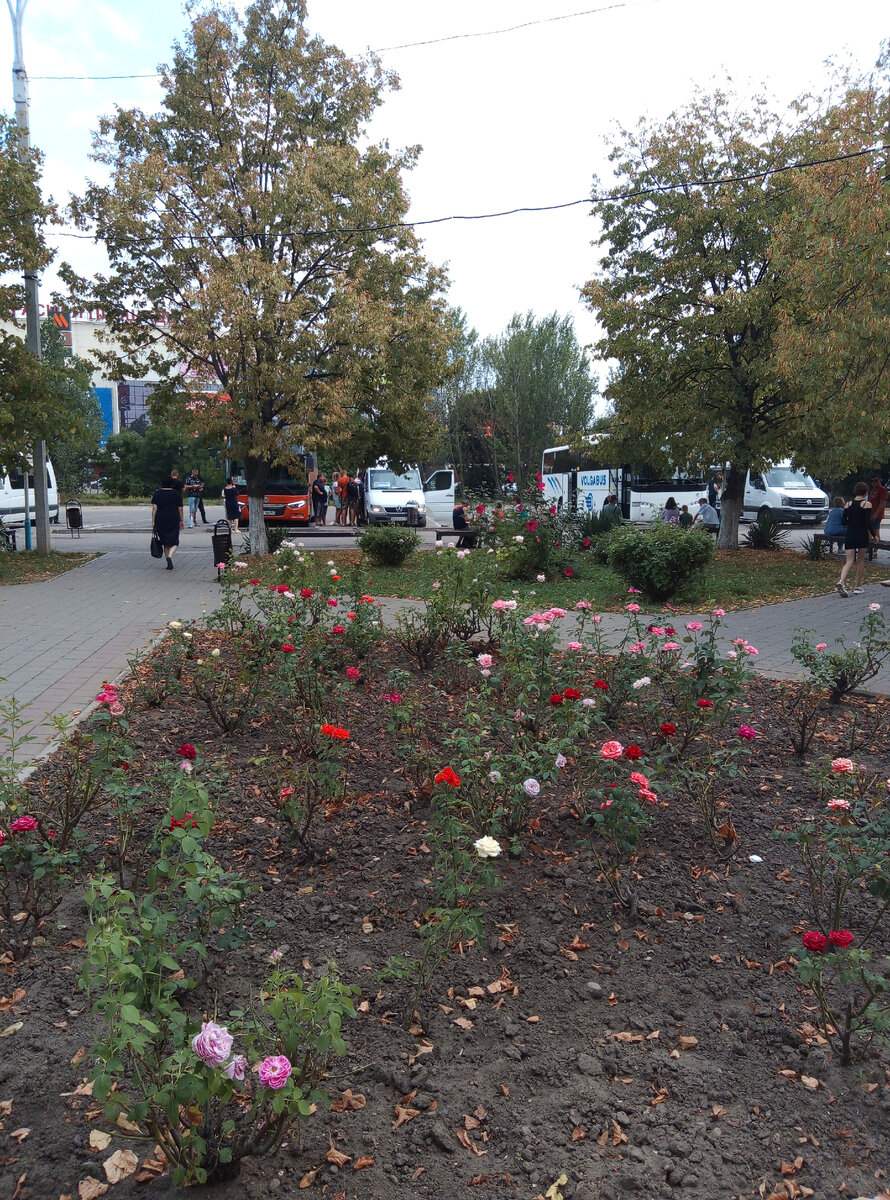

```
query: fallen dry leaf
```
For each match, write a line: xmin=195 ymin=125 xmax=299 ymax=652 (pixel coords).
xmin=70 ymin=1047 xmax=86 ymax=1067
xmin=411 ymin=1166 xmax=426 ymax=1180
xmin=353 ymin=1155 xmax=374 ymax=1169
xmin=453 ymin=1016 xmax=474 ymax=1030
xmin=571 ymin=1127 xmax=586 ymax=1141
xmin=800 ymin=1076 xmax=820 ymax=1091
xmin=330 ymin=1088 xmax=366 ymax=1112
xmin=780 ymin=1156 xmax=805 ymax=1175
xmin=298 ymin=1166 xmax=318 ymax=1188
xmin=546 ymin=1174 xmax=569 ymax=1200
xmin=678 ymin=1036 xmax=699 ymax=1051
xmin=0 ymin=989 xmax=26 ymax=1012
xmin=456 ymin=1127 xmax=487 ymax=1156
xmin=0 ymin=1099 xmax=11 ymax=1117
xmin=325 ymin=1136 xmax=351 ymax=1167
xmin=78 ymin=1180 xmax=108 ymax=1200
xmin=392 ymin=1104 xmax=420 ymax=1130
xmin=89 ymin=1130 xmax=112 ymax=1151
xmin=0 ymin=1022 xmax=24 ymax=1038
xmin=103 ymin=1148 xmax=138 ymax=1183
xmin=11 ymin=1174 xmax=25 ymax=1200
xmin=526 ymin=1014 xmax=540 ymax=1024
xmin=9 ymin=1127 xmax=30 ymax=1143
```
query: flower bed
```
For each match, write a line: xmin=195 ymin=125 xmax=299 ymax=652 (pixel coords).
xmin=1 ymin=557 xmax=889 ymax=1199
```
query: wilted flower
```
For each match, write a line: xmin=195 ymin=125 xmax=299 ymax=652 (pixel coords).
xmin=536 ymin=573 xmax=546 ymax=582
xmin=224 ymin=1054 xmax=247 ymax=1081
xmin=488 ymin=770 xmax=502 ymax=784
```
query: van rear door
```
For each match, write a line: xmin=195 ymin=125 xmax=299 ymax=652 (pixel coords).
xmin=423 ymin=469 xmax=456 ymax=526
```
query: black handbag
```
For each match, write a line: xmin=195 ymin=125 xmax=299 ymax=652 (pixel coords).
xmin=150 ymin=528 xmax=164 ymax=558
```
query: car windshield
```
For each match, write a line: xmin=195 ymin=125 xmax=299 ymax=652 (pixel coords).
xmin=765 ymin=466 xmax=817 ymax=489
xmin=369 ymin=468 xmax=421 ymax=491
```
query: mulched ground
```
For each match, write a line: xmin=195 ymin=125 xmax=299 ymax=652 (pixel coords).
xmin=2 ymin=637 xmax=889 ymax=1200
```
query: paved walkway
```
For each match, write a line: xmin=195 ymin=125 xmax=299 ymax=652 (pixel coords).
xmin=2 ymin=533 xmax=889 ymax=766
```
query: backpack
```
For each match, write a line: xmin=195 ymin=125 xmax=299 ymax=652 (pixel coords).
xmin=347 ymin=478 xmax=360 ymax=502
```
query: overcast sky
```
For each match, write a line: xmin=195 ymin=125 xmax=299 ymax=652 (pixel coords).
xmin=2 ymin=0 xmax=886 ymax=371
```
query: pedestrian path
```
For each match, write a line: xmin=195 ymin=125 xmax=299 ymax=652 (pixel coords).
xmin=1 ymin=544 xmax=888 ymax=768
xmin=0 ymin=545 xmax=222 ymax=762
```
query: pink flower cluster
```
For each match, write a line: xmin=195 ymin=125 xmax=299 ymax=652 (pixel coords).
xmin=491 ymin=599 xmax=519 ymax=611
xmin=95 ymin=682 xmax=124 ymax=717
xmin=191 ymin=1020 xmax=292 ymax=1089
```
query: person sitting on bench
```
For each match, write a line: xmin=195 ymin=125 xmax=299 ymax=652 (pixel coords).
xmin=823 ymin=497 xmax=847 ymax=554
xmin=453 ymin=501 xmax=477 ymax=548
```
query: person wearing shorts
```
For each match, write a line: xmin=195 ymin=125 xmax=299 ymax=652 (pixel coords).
xmin=837 ymin=482 xmax=872 ymax=596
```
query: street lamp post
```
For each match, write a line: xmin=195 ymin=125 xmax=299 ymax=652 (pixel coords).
xmin=7 ymin=0 xmax=50 ymax=554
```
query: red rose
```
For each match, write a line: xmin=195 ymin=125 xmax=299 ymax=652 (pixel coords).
xmin=665 ymin=627 xmax=677 ymax=635
xmin=526 ymin=519 xmax=538 ymax=532
xmin=328 ymin=598 xmax=338 ymax=607
xmin=828 ymin=929 xmax=854 ymax=949
xmin=434 ymin=767 xmax=461 ymax=788
xmin=476 ymin=504 xmax=486 ymax=515
xmin=582 ymin=537 xmax=591 ymax=548
xmin=276 ymin=584 xmax=289 ymax=594
xmin=320 ymin=723 xmax=349 ymax=739
xmin=332 ymin=625 xmax=345 ymax=635
xmin=624 ymin=745 xmax=643 ymax=760
xmin=507 ymin=473 xmax=514 ymax=483
xmin=660 ymin=722 xmax=676 ymax=735
xmin=250 ymin=578 xmax=260 ymax=584
xmin=697 ymin=699 xmax=713 ymax=708
xmin=300 ymin=588 xmax=313 ymax=598
xmin=802 ymin=931 xmax=828 ymax=953
xmin=120 ymin=762 xmax=131 ymax=771
xmin=549 ymin=693 xmax=564 ymax=706
xmin=563 ymin=687 xmax=581 ymax=701
xmin=281 ymin=643 xmax=295 ymax=653
xmin=178 ymin=743 xmax=197 ymax=760
xmin=564 ymin=567 xmax=574 ymax=577
xmin=593 ymin=680 xmax=609 ymax=691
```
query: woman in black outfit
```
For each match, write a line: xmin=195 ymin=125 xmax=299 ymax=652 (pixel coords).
xmin=151 ymin=476 xmax=185 ymax=570
xmin=222 ymin=476 xmax=241 ymax=532
xmin=837 ymin=481 xmax=872 ymax=597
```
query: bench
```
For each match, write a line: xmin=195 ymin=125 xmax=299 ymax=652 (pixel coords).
xmin=812 ymin=533 xmax=845 ymax=555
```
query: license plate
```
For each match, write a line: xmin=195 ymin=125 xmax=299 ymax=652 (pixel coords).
xmin=263 ymin=508 xmax=276 ymax=515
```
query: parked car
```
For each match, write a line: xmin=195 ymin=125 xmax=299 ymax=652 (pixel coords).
xmin=742 ymin=461 xmax=828 ymax=524
xmin=0 ymin=460 xmax=60 ymax=525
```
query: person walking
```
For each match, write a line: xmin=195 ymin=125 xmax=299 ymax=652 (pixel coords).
xmin=184 ymin=469 xmax=204 ymax=528
xmin=151 ymin=476 xmax=184 ymax=570
xmin=837 ymin=483 xmax=872 ymax=596
xmin=867 ymin=474 xmax=887 ymax=559
xmin=311 ymin=473 xmax=328 ymax=525
xmin=222 ymin=475 xmax=241 ymax=532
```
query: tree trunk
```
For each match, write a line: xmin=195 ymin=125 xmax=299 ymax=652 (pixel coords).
xmin=245 ymin=455 xmax=270 ymax=556
xmin=716 ymin=464 xmax=747 ymax=549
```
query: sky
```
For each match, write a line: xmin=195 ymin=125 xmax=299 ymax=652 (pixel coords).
xmin=2 ymin=0 xmax=887 ymax=373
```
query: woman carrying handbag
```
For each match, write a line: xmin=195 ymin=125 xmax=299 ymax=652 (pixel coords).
xmin=151 ymin=476 xmax=185 ymax=570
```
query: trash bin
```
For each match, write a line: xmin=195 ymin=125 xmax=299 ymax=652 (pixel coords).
xmin=406 ymin=503 xmax=419 ymax=528
xmin=66 ymin=499 xmax=83 ymax=538
xmin=211 ymin=520 xmax=232 ymax=580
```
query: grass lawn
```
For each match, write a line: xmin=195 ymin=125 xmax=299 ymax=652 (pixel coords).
xmin=66 ymin=494 xmax=152 ymax=506
xmin=0 ymin=550 xmax=96 ymax=585
xmin=243 ymin=545 xmax=886 ymax=612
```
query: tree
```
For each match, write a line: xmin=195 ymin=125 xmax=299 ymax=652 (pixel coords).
xmin=770 ymin=59 xmax=890 ymax=474
xmin=97 ymin=426 xmax=223 ymax=499
xmin=39 ymin=318 xmax=105 ymax=493
xmin=582 ymin=85 xmax=890 ymax=548
xmin=64 ymin=0 xmax=451 ymax=553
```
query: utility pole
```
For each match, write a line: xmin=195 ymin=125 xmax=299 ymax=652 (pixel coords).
xmin=8 ymin=0 xmax=49 ymax=554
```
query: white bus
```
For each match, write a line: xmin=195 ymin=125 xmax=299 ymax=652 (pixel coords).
xmin=541 ymin=446 xmax=705 ymax=523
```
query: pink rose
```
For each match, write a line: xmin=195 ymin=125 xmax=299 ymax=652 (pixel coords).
xmin=831 ymin=757 xmax=855 ymax=774
xmin=600 ymin=741 xmax=624 ymax=760
xmin=744 ymin=645 xmax=759 ymax=656
xmin=712 ymin=608 xmax=726 ymax=618
xmin=685 ymin=622 xmax=703 ymax=632
xmin=662 ymin=641 xmax=680 ymax=651
xmin=191 ymin=1020 xmax=234 ymax=1068
xmin=224 ymin=1054 xmax=247 ymax=1081
xmin=625 ymin=603 xmax=640 ymax=613
xmin=827 ymin=799 xmax=850 ymax=811
xmin=257 ymin=1054 xmax=293 ymax=1089
xmin=575 ymin=600 xmax=592 ymax=610
xmin=10 ymin=815 xmax=38 ymax=834
xmin=567 ymin=641 xmax=582 ymax=651
xmin=737 ymin=725 xmax=757 ymax=740
xmin=815 ymin=643 xmax=827 ymax=651
xmin=109 ymin=702 xmax=125 ymax=716
xmin=629 ymin=771 xmax=649 ymax=786
xmin=476 ymin=653 xmax=493 ymax=668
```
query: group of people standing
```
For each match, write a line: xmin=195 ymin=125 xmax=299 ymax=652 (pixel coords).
xmin=310 ymin=471 xmax=364 ymax=526
xmin=829 ymin=475 xmax=888 ymax=596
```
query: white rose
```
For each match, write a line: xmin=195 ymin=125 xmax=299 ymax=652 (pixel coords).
xmin=523 ymin=778 xmax=540 ymax=797
xmin=182 ymin=632 xmax=193 ymax=640
xmin=474 ymin=835 xmax=502 ymax=859
xmin=211 ymin=648 xmax=221 ymax=658
xmin=168 ymin=620 xmax=182 ymax=630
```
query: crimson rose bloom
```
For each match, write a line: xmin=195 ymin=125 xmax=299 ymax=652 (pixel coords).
xmin=178 ymin=743 xmax=197 ymax=760
xmin=281 ymin=643 xmax=295 ymax=653
xmin=624 ymin=745 xmax=643 ymax=760
xmin=276 ymin=584 xmax=289 ymax=594
xmin=549 ymin=693 xmax=564 ymax=706
xmin=660 ymin=722 xmax=676 ymax=735
xmin=300 ymin=588 xmax=313 ymax=598
xmin=564 ymin=568 xmax=574 ymax=578
xmin=250 ymin=578 xmax=260 ymax=584
xmin=434 ymin=768 xmax=461 ymax=788
xmin=697 ymin=699 xmax=713 ymax=708
xmin=802 ymin=931 xmax=828 ymax=953
xmin=563 ymin=687 xmax=581 ymax=701
xmin=828 ymin=929 xmax=854 ymax=949
xmin=593 ymin=680 xmax=609 ymax=691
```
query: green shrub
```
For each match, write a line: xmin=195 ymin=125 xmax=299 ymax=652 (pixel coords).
xmin=355 ymin=525 xmax=420 ymax=566
xmin=742 ymin=511 xmax=789 ymax=550
xmin=802 ymin=534 xmax=830 ymax=561
xmin=605 ymin=523 xmax=714 ymax=601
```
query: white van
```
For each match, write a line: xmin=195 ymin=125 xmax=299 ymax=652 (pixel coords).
xmin=742 ymin=461 xmax=828 ymax=525
xmin=422 ymin=468 xmax=458 ymax=527
xmin=0 ymin=461 xmax=60 ymax=525
xmin=362 ymin=462 xmax=428 ymax=527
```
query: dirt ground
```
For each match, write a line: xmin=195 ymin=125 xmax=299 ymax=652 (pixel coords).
xmin=2 ymin=643 xmax=889 ymax=1200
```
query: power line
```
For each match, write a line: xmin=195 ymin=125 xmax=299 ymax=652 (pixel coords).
xmin=49 ymin=143 xmax=889 ymax=241
xmin=29 ymin=1 xmax=648 ymax=80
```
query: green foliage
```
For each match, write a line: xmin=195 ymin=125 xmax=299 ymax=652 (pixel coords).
xmin=742 ymin=511 xmax=790 ymax=550
xmin=0 ymin=113 xmax=53 ymax=318
xmin=802 ymin=534 xmax=831 ymax=561
xmin=791 ymin=612 xmax=890 ymax=704
xmin=98 ymin=427 xmax=223 ymax=500
xmin=355 ymin=525 xmax=419 ymax=565
xmin=605 ymin=523 xmax=713 ymax=600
